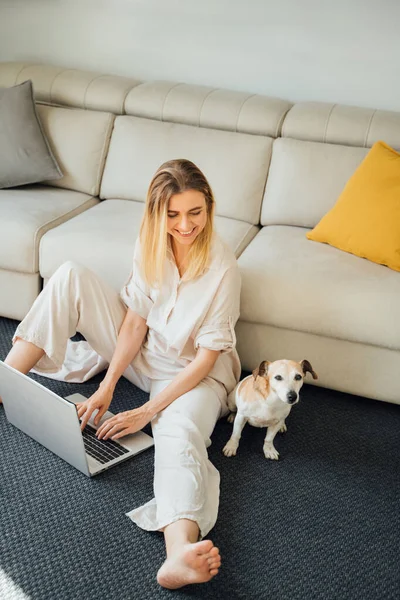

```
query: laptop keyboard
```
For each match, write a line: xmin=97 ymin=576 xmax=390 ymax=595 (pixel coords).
xmin=82 ymin=424 xmax=129 ymax=464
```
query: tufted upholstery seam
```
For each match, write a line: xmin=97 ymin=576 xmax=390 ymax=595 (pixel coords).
xmin=275 ymin=106 xmax=292 ymax=138
xmin=323 ymin=104 xmax=336 ymax=143
xmin=364 ymin=109 xmax=377 ymax=147
xmin=83 ymin=74 xmax=107 ymax=110
xmin=235 ymin=94 xmax=257 ymax=133
xmin=49 ymin=69 xmax=74 ymax=105
xmin=15 ymin=63 xmax=29 ymax=85
xmin=122 ymin=82 xmax=142 ymax=115
xmin=161 ymin=82 xmax=183 ymax=121
xmin=281 ymin=107 xmax=290 ymax=138
xmin=198 ymin=88 xmax=219 ymax=127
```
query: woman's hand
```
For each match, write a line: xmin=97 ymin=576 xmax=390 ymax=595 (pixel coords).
xmin=96 ymin=405 xmax=153 ymax=440
xmin=76 ymin=383 xmax=114 ymax=431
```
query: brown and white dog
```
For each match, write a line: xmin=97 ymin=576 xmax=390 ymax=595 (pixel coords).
xmin=223 ymin=359 xmax=318 ymax=460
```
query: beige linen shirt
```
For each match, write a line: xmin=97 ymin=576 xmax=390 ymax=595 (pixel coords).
xmin=120 ymin=232 xmax=242 ymax=411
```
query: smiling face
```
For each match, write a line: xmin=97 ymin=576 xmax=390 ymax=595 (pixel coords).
xmin=268 ymin=360 xmax=305 ymax=405
xmin=167 ymin=189 xmax=208 ymax=249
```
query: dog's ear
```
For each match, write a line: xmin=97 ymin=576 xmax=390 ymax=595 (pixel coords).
xmin=300 ymin=359 xmax=318 ymax=380
xmin=252 ymin=360 xmax=270 ymax=380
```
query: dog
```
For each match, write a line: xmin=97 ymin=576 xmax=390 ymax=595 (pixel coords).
xmin=223 ymin=359 xmax=318 ymax=460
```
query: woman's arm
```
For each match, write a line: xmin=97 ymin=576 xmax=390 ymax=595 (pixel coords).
xmin=96 ymin=347 xmax=220 ymax=440
xmin=101 ymin=308 xmax=148 ymax=392
xmin=146 ymin=347 xmax=220 ymax=415
xmin=78 ymin=308 xmax=148 ymax=430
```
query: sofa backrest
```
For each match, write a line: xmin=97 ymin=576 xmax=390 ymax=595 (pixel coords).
xmin=102 ymin=76 xmax=292 ymax=225
xmin=282 ymin=102 xmax=400 ymax=150
xmin=37 ymin=105 xmax=115 ymax=196
xmin=0 ymin=62 xmax=292 ymax=217
xmin=0 ymin=62 xmax=141 ymax=113
xmin=3 ymin=61 xmax=400 ymax=230
xmin=123 ymin=81 xmax=291 ymax=137
xmin=0 ymin=63 xmax=126 ymax=197
xmin=100 ymin=115 xmax=273 ymax=225
xmin=261 ymin=102 xmax=400 ymax=228
xmin=261 ymin=138 xmax=369 ymax=228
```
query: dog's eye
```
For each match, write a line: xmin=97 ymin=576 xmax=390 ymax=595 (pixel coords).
xmin=294 ymin=374 xmax=302 ymax=380
xmin=274 ymin=375 xmax=283 ymax=381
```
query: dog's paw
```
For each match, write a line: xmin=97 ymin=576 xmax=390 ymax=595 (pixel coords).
xmin=227 ymin=412 xmax=236 ymax=424
xmin=280 ymin=422 xmax=287 ymax=434
xmin=263 ymin=444 xmax=279 ymax=460
xmin=223 ymin=439 xmax=238 ymax=457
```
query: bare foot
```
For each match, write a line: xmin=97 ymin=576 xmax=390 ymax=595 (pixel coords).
xmin=157 ymin=539 xmax=221 ymax=589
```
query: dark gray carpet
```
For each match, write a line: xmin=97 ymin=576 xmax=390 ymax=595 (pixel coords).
xmin=0 ymin=316 xmax=399 ymax=600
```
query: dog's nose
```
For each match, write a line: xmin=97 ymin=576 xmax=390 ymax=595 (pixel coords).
xmin=287 ymin=391 xmax=297 ymax=404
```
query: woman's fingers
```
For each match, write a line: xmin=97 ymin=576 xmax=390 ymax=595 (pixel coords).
xmin=95 ymin=410 xmax=145 ymax=440
xmin=96 ymin=417 xmax=115 ymax=439
xmin=80 ymin=405 xmax=96 ymax=431
xmin=94 ymin=406 xmax=107 ymax=426
xmin=110 ymin=428 xmax=132 ymax=440
xmin=77 ymin=404 xmax=86 ymax=418
xmin=97 ymin=414 xmax=134 ymax=440
xmin=97 ymin=422 xmax=115 ymax=440
xmin=102 ymin=424 xmax=126 ymax=440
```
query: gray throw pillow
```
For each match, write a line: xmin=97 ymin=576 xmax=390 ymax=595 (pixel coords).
xmin=0 ymin=80 xmax=63 ymax=188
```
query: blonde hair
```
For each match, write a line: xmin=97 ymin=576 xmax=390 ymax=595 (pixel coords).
xmin=139 ymin=159 xmax=215 ymax=288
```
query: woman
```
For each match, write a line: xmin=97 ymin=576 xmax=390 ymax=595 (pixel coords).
xmin=2 ymin=159 xmax=242 ymax=589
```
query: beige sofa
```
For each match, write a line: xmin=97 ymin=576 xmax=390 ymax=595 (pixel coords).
xmin=1 ymin=62 xmax=400 ymax=405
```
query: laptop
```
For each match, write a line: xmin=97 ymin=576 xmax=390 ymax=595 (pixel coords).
xmin=0 ymin=360 xmax=154 ymax=477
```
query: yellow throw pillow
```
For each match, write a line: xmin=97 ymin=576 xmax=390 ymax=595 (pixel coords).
xmin=307 ymin=141 xmax=400 ymax=272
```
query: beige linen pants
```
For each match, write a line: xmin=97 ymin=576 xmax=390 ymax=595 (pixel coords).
xmin=13 ymin=261 xmax=224 ymax=538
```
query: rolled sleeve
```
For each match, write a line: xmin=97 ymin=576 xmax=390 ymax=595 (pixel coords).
xmin=194 ymin=316 xmax=237 ymax=354
xmin=120 ymin=240 xmax=153 ymax=320
xmin=194 ymin=266 xmax=241 ymax=355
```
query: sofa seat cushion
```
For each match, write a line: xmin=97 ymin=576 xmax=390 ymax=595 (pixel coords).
xmin=238 ymin=225 xmax=400 ymax=350
xmin=40 ymin=199 xmax=259 ymax=292
xmin=40 ymin=200 xmax=145 ymax=291
xmin=0 ymin=185 xmax=98 ymax=273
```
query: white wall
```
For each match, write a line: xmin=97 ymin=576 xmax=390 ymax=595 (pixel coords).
xmin=0 ymin=0 xmax=399 ymax=111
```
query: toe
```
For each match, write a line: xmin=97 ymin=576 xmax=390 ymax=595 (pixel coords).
xmin=196 ymin=540 xmax=213 ymax=555
xmin=210 ymin=568 xmax=219 ymax=577
xmin=207 ymin=547 xmax=221 ymax=570
xmin=209 ymin=555 xmax=221 ymax=564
